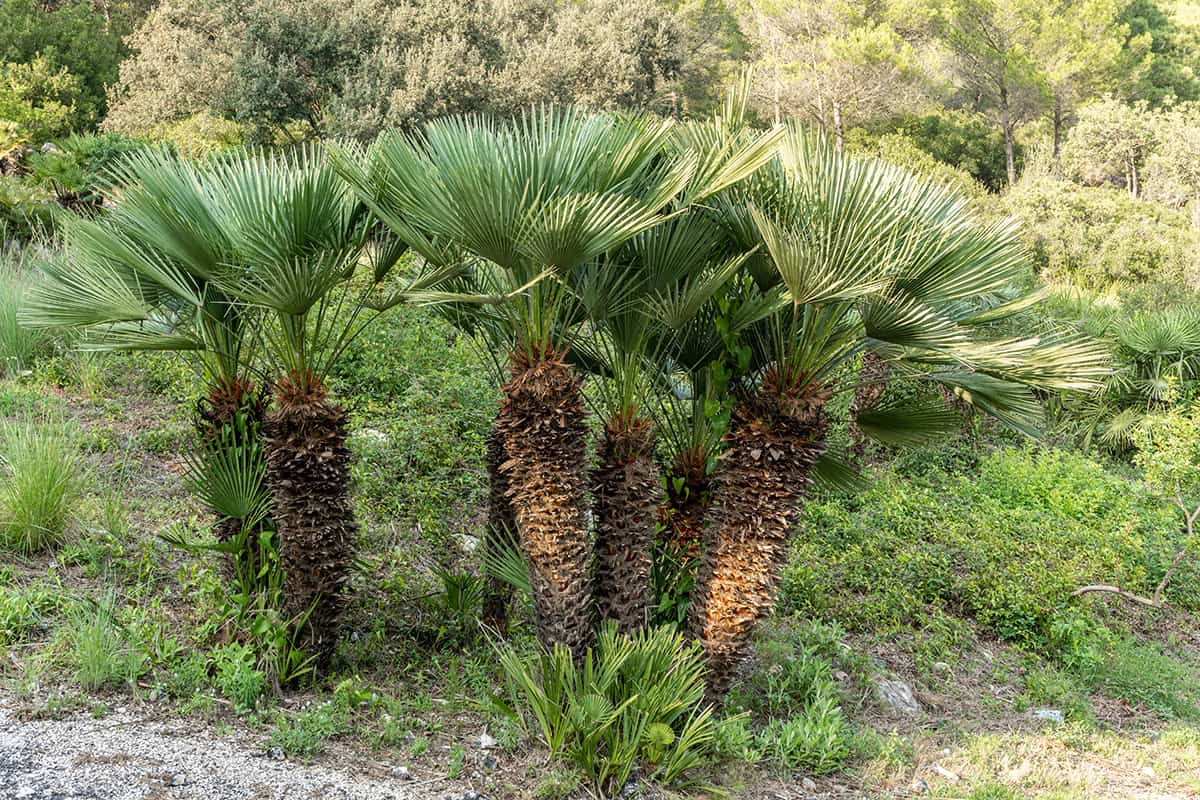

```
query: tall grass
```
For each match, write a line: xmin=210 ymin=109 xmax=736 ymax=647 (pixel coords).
xmin=0 ymin=423 xmax=83 ymax=553
xmin=0 ymin=248 xmax=49 ymax=375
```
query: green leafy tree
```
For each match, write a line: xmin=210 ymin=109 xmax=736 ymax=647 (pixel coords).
xmin=1118 ymin=0 xmax=1200 ymax=107
xmin=739 ymin=0 xmax=924 ymax=150
xmin=1061 ymin=96 xmax=1156 ymax=195
xmin=0 ymin=0 xmax=126 ymax=128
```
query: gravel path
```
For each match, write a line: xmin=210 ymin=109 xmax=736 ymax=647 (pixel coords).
xmin=0 ymin=702 xmax=461 ymax=800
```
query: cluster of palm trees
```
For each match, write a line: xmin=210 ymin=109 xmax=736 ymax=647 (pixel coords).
xmin=26 ymin=92 xmax=1108 ymax=698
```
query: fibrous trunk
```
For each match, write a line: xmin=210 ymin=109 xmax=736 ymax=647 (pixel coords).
xmin=593 ymin=409 xmax=661 ymax=634
xmin=264 ymin=372 xmax=357 ymax=663
xmin=481 ymin=421 xmax=518 ymax=634
xmin=688 ymin=371 xmax=827 ymax=701
xmin=495 ymin=347 xmax=593 ymax=658
xmin=658 ymin=448 xmax=711 ymax=561
xmin=848 ymin=351 xmax=888 ymax=460
xmin=196 ymin=375 xmax=269 ymax=583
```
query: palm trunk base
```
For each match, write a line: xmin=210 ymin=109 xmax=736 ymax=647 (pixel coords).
xmin=265 ymin=377 xmax=357 ymax=664
xmin=689 ymin=378 xmax=827 ymax=701
xmin=496 ymin=348 xmax=593 ymax=658
xmin=594 ymin=413 xmax=661 ymax=634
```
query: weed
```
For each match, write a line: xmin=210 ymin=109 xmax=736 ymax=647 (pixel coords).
xmin=213 ymin=643 xmax=266 ymax=714
xmin=63 ymin=594 xmax=147 ymax=691
xmin=271 ymin=700 xmax=352 ymax=758
xmin=447 ymin=744 xmax=465 ymax=778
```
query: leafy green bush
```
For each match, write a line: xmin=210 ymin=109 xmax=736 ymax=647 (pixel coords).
xmin=852 ymin=109 xmax=1015 ymax=191
xmin=0 ymin=422 xmax=83 ymax=553
xmin=499 ymin=624 xmax=718 ymax=796
xmin=782 ymin=447 xmax=1187 ymax=654
xmin=213 ymin=643 xmax=266 ymax=714
xmin=157 ymin=112 xmax=245 ymax=159
xmin=848 ymin=132 xmax=988 ymax=201
xmin=1004 ymin=175 xmax=1200 ymax=288
xmin=0 ymin=582 xmax=57 ymax=646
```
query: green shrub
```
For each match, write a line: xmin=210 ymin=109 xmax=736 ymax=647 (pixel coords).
xmin=1004 ymin=176 xmax=1200 ymax=288
xmin=0 ymin=175 xmax=57 ymax=242
xmin=499 ymin=624 xmax=719 ymax=796
xmin=157 ymin=112 xmax=245 ymax=159
xmin=0 ymin=423 xmax=83 ymax=553
xmin=1079 ymin=634 xmax=1200 ymax=719
xmin=782 ymin=447 xmax=1186 ymax=656
xmin=757 ymin=692 xmax=850 ymax=774
xmin=0 ymin=582 xmax=57 ymax=646
xmin=333 ymin=306 xmax=492 ymax=543
xmin=25 ymin=132 xmax=147 ymax=210
xmin=213 ymin=643 xmax=266 ymax=714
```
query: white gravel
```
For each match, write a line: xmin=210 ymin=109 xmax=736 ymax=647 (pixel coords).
xmin=0 ymin=702 xmax=461 ymax=800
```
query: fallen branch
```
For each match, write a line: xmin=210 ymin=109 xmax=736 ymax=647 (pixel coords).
xmin=1070 ymin=584 xmax=1162 ymax=608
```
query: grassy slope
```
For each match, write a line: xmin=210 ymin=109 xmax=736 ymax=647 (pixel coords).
xmin=0 ymin=303 xmax=1197 ymax=799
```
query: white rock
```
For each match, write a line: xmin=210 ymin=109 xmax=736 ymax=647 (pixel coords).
xmin=931 ymin=765 xmax=959 ymax=782
xmin=800 ymin=776 xmax=817 ymax=792
xmin=1033 ymin=708 xmax=1064 ymax=724
xmin=875 ymin=677 xmax=921 ymax=716
xmin=479 ymin=731 xmax=497 ymax=749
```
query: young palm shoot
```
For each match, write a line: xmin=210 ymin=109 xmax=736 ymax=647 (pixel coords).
xmin=691 ymin=131 xmax=1111 ymax=699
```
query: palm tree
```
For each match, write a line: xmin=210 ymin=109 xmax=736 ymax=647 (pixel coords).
xmin=336 ymin=108 xmax=715 ymax=656
xmin=25 ymin=149 xmax=269 ymax=579
xmin=200 ymin=146 xmax=421 ymax=660
xmin=690 ymin=130 xmax=1111 ymax=699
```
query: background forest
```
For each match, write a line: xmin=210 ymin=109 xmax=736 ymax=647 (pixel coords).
xmin=3 ymin=2 xmax=1200 ymax=800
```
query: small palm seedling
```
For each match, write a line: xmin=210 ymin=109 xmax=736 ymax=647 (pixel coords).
xmin=498 ymin=624 xmax=718 ymax=797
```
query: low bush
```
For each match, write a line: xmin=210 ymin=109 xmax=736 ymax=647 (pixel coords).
xmin=0 ymin=423 xmax=83 ymax=553
xmin=782 ymin=447 xmax=1187 ymax=655
xmin=499 ymin=624 xmax=718 ymax=797
xmin=0 ymin=175 xmax=57 ymax=242
xmin=1004 ymin=175 xmax=1200 ymax=288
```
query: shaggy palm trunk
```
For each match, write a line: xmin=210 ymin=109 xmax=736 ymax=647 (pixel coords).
xmin=688 ymin=371 xmax=828 ymax=700
xmin=658 ymin=448 xmax=711 ymax=561
xmin=264 ymin=371 xmax=357 ymax=663
xmin=495 ymin=346 xmax=593 ymax=658
xmin=593 ymin=408 xmax=662 ymax=633
xmin=196 ymin=375 xmax=269 ymax=583
xmin=848 ymin=351 xmax=888 ymax=460
xmin=481 ymin=422 xmax=518 ymax=634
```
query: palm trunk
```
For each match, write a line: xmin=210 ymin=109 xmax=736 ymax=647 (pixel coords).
xmin=593 ymin=408 xmax=661 ymax=634
xmin=265 ymin=371 xmax=357 ymax=664
xmin=658 ymin=448 xmax=710 ymax=561
xmin=688 ymin=371 xmax=827 ymax=701
xmin=496 ymin=346 xmax=594 ymax=658
xmin=848 ymin=352 xmax=889 ymax=461
xmin=481 ymin=421 xmax=518 ymax=634
xmin=196 ymin=375 xmax=269 ymax=584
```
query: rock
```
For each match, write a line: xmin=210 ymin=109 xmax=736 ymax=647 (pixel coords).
xmin=15 ymin=787 xmax=34 ymax=799
xmin=800 ymin=776 xmax=817 ymax=792
xmin=932 ymin=661 xmax=951 ymax=674
xmin=1142 ymin=766 xmax=1156 ymax=779
xmin=390 ymin=765 xmax=412 ymax=780
xmin=40 ymin=142 xmax=60 ymax=154
xmin=931 ymin=764 xmax=959 ymax=782
xmin=1033 ymin=708 xmax=1064 ymax=724
xmin=478 ymin=731 xmax=497 ymax=749
xmin=482 ymin=755 xmax=498 ymax=770
xmin=832 ymin=669 xmax=849 ymax=681
xmin=875 ymin=678 xmax=921 ymax=716
xmin=462 ymin=792 xmax=480 ymax=800
xmin=910 ymin=778 xmax=930 ymax=794
xmin=458 ymin=534 xmax=480 ymax=553
xmin=169 ymin=772 xmax=188 ymax=786
xmin=268 ymin=746 xmax=285 ymax=761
